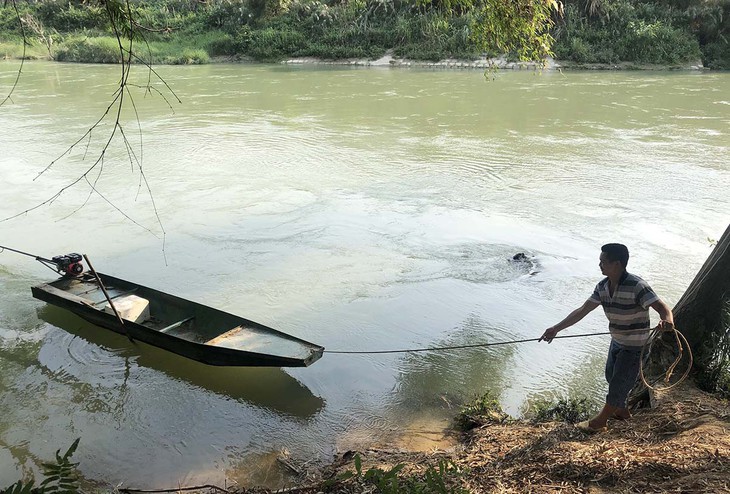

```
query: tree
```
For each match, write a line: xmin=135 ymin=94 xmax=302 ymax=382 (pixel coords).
xmin=633 ymin=223 xmax=730 ymax=404
xmin=672 ymin=224 xmax=730 ymax=392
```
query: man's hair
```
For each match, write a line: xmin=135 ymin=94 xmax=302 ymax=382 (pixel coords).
xmin=601 ymin=243 xmax=629 ymax=268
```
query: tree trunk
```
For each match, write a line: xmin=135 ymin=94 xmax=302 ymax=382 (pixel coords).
xmin=672 ymin=223 xmax=730 ymax=358
xmin=631 ymin=223 xmax=730 ymax=406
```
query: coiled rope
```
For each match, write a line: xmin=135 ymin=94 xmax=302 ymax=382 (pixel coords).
xmin=640 ymin=325 xmax=693 ymax=392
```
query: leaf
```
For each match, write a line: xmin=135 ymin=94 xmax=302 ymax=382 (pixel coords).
xmin=353 ymin=454 xmax=362 ymax=477
xmin=1 ymin=480 xmax=34 ymax=494
xmin=62 ymin=439 xmax=80 ymax=461
xmin=40 ymin=475 xmax=61 ymax=486
xmin=336 ymin=471 xmax=354 ymax=481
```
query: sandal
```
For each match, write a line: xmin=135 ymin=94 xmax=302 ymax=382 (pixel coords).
xmin=612 ymin=412 xmax=632 ymax=421
xmin=575 ymin=420 xmax=607 ymax=434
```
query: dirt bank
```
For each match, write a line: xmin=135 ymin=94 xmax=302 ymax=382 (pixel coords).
xmin=216 ymin=381 xmax=728 ymax=493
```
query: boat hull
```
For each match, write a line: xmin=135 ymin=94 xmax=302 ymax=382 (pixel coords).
xmin=32 ymin=274 xmax=324 ymax=367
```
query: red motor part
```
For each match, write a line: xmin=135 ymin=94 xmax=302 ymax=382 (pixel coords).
xmin=52 ymin=253 xmax=84 ymax=276
xmin=66 ymin=262 xmax=84 ymax=275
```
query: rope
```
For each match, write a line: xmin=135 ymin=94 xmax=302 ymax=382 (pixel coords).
xmin=326 ymin=326 xmax=693 ymax=391
xmin=325 ymin=331 xmax=613 ymax=354
xmin=639 ymin=325 xmax=693 ymax=392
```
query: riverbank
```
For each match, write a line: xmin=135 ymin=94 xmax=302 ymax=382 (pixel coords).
xmin=1 ymin=0 xmax=727 ymax=70
xmin=1 ymin=48 xmax=707 ymax=71
xmin=217 ymin=381 xmax=729 ymax=493
xmin=277 ymin=53 xmax=707 ymax=71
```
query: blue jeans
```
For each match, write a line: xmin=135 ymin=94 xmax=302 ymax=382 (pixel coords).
xmin=605 ymin=340 xmax=643 ymax=408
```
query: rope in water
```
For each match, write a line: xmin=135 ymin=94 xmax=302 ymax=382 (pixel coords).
xmin=326 ymin=326 xmax=692 ymax=392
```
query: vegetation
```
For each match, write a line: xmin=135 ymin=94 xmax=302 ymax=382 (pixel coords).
xmin=1 ymin=439 xmax=81 ymax=494
xmin=525 ymin=396 xmax=595 ymax=423
xmin=668 ymin=225 xmax=730 ymax=402
xmin=454 ymin=391 xmax=508 ymax=431
xmin=325 ymin=453 xmax=469 ymax=493
xmin=694 ymin=301 xmax=730 ymax=399
xmin=0 ymin=0 xmax=726 ymax=67
xmin=552 ymin=0 xmax=728 ymax=68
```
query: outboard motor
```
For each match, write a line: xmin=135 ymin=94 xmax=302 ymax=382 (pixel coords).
xmin=52 ymin=253 xmax=84 ymax=275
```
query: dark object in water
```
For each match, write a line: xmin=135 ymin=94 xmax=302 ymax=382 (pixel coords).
xmin=511 ymin=252 xmax=540 ymax=275
xmin=32 ymin=273 xmax=324 ymax=367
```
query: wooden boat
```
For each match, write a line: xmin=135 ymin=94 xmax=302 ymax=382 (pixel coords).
xmin=31 ymin=273 xmax=324 ymax=367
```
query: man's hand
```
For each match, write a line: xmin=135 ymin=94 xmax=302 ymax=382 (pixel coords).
xmin=657 ymin=319 xmax=675 ymax=332
xmin=539 ymin=326 xmax=560 ymax=343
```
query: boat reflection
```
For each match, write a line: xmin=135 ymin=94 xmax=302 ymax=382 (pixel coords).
xmin=37 ymin=305 xmax=325 ymax=418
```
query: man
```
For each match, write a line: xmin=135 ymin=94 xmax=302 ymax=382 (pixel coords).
xmin=539 ymin=243 xmax=674 ymax=433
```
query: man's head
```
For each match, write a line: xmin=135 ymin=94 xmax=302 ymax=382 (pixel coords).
xmin=599 ymin=243 xmax=629 ymax=277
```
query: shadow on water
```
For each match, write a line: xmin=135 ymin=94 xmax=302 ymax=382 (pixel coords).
xmin=36 ymin=305 xmax=325 ymax=418
xmin=390 ymin=315 xmax=516 ymax=414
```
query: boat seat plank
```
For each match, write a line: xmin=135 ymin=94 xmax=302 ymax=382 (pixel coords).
xmin=39 ymin=284 xmax=94 ymax=307
xmin=92 ymin=288 xmax=139 ymax=306
xmin=158 ymin=316 xmax=195 ymax=334
xmin=205 ymin=326 xmax=257 ymax=346
xmin=206 ymin=326 xmax=274 ymax=352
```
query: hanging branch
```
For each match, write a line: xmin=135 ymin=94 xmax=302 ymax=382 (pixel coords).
xmin=1 ymin=0 xmax=182 ymax=263
xmin=0 ymin=0 xmax=26 ymax=108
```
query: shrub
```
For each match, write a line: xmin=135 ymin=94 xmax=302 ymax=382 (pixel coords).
xmin=0 ymin=5 xmax=28 ymax=34
xmin=168 ymin=48 xmax=209 ymax=64
xmin=329 ymin=453 xmax=469 ymax=494
xmin=554 ymin=0 xmax=704 ymax=65
xmin=203 ymin=0 xmax=253 ymax=31
xmin=246 ymin=26 xmax=308 ymax=60
xmin=455 ymin=391 xmax=508 ymax=431
xmin=526 ymin=397 xmax=594 ymax=424
xmin=701 ymin=40 xmax=730 ymax=69
xmin=54 ymin=36 xmax=122 ymax=63
xmin=36 ymin=1 xmax=107 ymax=32
xmin=620 ymin=20 xmax=701 ymax=64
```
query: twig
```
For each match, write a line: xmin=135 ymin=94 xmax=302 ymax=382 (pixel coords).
xmin=0 ymin=0 xmax=26 ymax=108
xmin=276 ymin=456 xmax=302 ymax=476
xmin=3 ymin=0 xmax=175 ymax=262
xmin=119 ymin=485 xmax=230 ymax=494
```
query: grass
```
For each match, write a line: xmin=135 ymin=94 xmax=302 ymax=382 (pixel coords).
xmin=54 ymin=35 xmax=122 ymax=63
xmin=454 ymin=391 xmax=509 ymax=431
xmin=328 ymin=453 xmax=469 ymax=494
xmin=0 ymin=38 xmax=51 ymax=60
xmin=52 ymin=34 xmax=211 ymax=64
xmin=525 ymin=396 xmax=596 ymax=424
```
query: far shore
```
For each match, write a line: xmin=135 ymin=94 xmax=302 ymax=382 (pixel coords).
xmin=273 ymin=52 xmax=707 ymax=71
xmin=2 ymin=51 xmax=708 ymax=71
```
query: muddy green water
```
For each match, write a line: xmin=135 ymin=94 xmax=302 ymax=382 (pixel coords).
xmin=0 ymin=61 xmax=728 ymax=488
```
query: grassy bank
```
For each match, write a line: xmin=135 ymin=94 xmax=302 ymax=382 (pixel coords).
xmin=241 ymin=382 xmax=729 ymax=493
xmin=1 ymin=0 xmax=727 ymax=68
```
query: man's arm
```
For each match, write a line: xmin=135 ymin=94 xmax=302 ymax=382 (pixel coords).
xmin=539 ymin=299 xmax=600 ymax=343
xmin=650 ymin=299 xmax=674 ymax=330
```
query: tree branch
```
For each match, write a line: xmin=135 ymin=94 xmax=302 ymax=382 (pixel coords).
xmin=0 ymin=0 xmax=26 ymax=108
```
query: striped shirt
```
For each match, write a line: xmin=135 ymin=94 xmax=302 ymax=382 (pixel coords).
xmin=588 ymin=272 xmax=659 ymax=347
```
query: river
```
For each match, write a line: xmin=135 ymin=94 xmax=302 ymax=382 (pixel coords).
xmin=0 ymin=61 xmax=728 ymax=488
